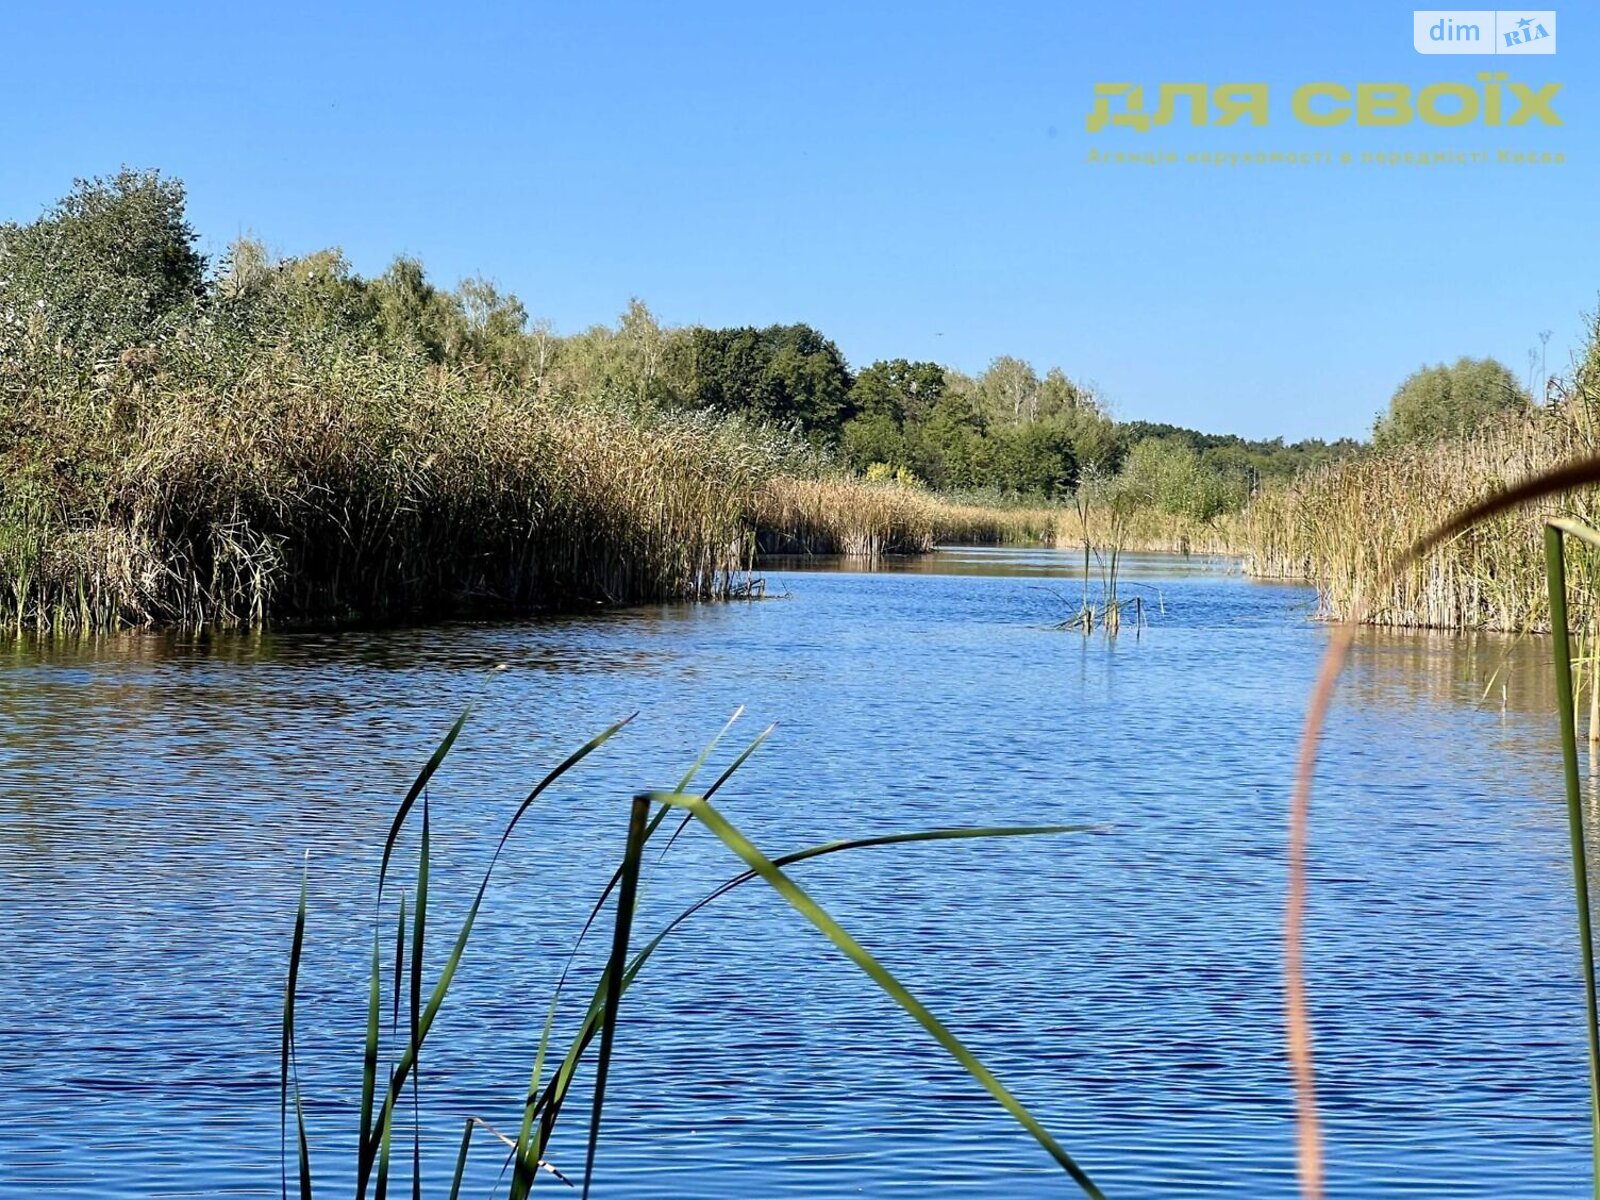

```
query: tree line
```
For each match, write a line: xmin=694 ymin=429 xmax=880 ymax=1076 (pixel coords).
xmin=5 ymin=168 xmax=1517 ymax=527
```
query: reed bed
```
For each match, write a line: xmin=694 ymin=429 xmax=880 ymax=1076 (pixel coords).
xmin=1238 ymin=394 xmax=1600 ymax=631
xmin=753 ymin=478 xmax=1226 ymax=559
xmin=0 ymin=341 xmax=775 ymax=631
xmin=754 ymin=476 xmax=1058 ymax=555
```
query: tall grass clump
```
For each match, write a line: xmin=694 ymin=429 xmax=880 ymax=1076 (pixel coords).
xmin=282 ymin=710 xmax=1108 ymax=1197
xmin=1052 ymin=450 xmax=1243 ymax=561
xmin=0 ymin=173 xmax=804 ymax=631
xmin=754 ymin=472 xmax=1236 ymax=562
xmin=1059 ymin=503 xmax=1238 ymax=558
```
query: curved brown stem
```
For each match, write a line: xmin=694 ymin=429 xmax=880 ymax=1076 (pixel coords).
xmin=1287 ymin=455 xmax=1600 ymax=1200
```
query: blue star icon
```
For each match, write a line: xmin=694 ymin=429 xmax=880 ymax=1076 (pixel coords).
xmin=1517 ymin=16 xmax=1533 ymax=28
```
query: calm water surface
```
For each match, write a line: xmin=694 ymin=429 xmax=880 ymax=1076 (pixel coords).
xmin=1 ymin=548 xmax=1592 ymax=1197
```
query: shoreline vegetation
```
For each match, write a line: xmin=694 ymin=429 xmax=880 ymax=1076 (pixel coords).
xmin=6 ymin=168 xmax=1593 ymax=636
xmin=0 ymin=170 xmax=1332 ymax=632
xmin=1240 ymin=333 xmax=1600 ymax=633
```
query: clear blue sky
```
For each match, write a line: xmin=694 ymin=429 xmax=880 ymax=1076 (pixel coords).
xmin=2 ymin=1 xmax=1592 ymax=441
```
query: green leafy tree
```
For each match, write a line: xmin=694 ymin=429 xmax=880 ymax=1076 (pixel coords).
xmin=552 ymin=299 xmax=684 ymax=408
xmin=911 ymin=389 xmax=990 ymax=489
xmin=0 ymin=167 xmax=205 ymax=351
xmin=840 ymin=412 xmax=909 ymax=471
xmin=1037 ymin=368 xmax=1086 ymax=421
xmin=1112 ymin=419 xmax=1356 ymax=482
xmin=212 ymin=240 xmax=378 ymax=350
xmin=370 ymin=257 xmax=467 ymax=363
xmin=976 ymin=355 xmax=1041 ymax=424
xmin=990 ymin=421 xmax=1079 ymax=497
xmin=840 ymin=359 xmax=946 ymax=471
xmin=688 ymin=323 xmax=853 ymax=437
xmin=1063 ymin=405 xmax=1121 ymax=473
xmin=1119 ymin=437 xmax=1244 ymax=522
xmin=457 ymin=276 xmax=534 ymax=378
xmin=1373 ymin=356 xmax=1528 ymax=449
xmin=848 ymin=358 xmax=945 ymax=424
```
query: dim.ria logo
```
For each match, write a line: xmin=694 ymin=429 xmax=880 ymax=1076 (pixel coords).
xmin=1413 ymin=10 xmax=1556 ymax=53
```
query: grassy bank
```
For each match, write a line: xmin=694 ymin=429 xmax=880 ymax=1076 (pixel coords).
xmin=752 ymin=476 xmax=1241 ymax=560
xmin=0 ymin=334 xmax=1224 ymax=632
xmin=0 ymin=173 xmax=804 ymax=630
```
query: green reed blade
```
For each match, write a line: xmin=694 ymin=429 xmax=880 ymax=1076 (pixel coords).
xmin=379 ymin=710 xmax=468 ymax=903
xmin=513 ymin=821 xmax=1096 ymax=1190
xmin=375 ymin=1092 xmax=394 ymax=1200
xmin=1545 ymin=523 xmax=1600 ymax=1197
xmin=581 ymin=795 xmax=651 ymax=1200
xmin=648 ymin=824 xmax=1102 ymax=962
xmin=677 ymin=705 xmax=745 ymax=793
xmin=509 ymin=1002 xmax=557 ymax=1198
xmin=358 ymin=922 xmax=383 ymax=1190
xmin=1549 ymin=518 xmax=1600 ymax=553
xmin=391 ymin=893 xmax=406 ymax=1035
xmin=507 ymin=971 xmax=610 ymax=1198
xmin=410 ymin=796 xmax=430 ymax=1200
xmin=361 ymin=711 xmax=466 ymax=1197
xmin=281 ymin=856 xmax=313 ymax=1200
xmin=646 ymin=790 xmax=1107 ymax=1200
xmin=448 ymin=1118 xmax=474 ymax=1200
xmin=293 ymin=1084 xmax=313 ymax=1200
xmin=657 ymin=722 xmax=776 ymax=862
xmin=558 ymin=711 xmax=756 ymax=995
xmin=511 ymin=720 xmax=771 ymax=1187
xmin=531 ymin=969 xmax=611 ymax=1169
xmin=362 ymin=717 xmax=632 ymax=1179
xmin=543 ymin=824 xmax=1096 ymax=1123
xmin=511 ymin=856 xmax=646 ymax=1196
xmin=376 ymin=893 xmax=405 ymax=1191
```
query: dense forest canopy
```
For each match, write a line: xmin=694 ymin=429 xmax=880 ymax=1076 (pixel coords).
xmin=3 ymin=169 xmax=1524 ymax=519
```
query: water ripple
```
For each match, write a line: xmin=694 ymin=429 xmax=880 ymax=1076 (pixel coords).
xmin=0 ymin=549 xmax=1589 ymax=1196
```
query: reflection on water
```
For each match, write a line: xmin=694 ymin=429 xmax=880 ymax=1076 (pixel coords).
xmin=0 ymin=547 xmax=1592 ymax=1197
xmin=1345 ymin=625 xmax=1561 ymax=717
xmin=762 ymin=548 xmax=1246 ymax=580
